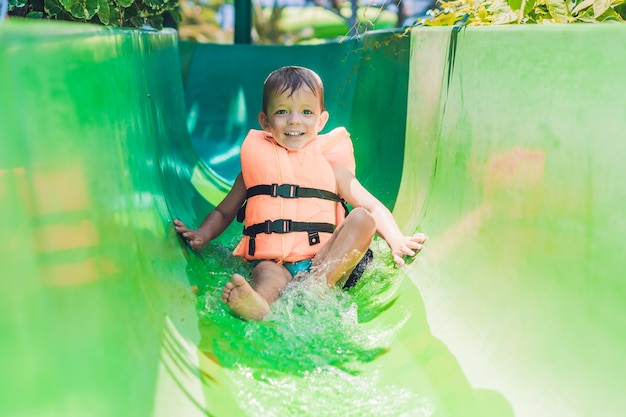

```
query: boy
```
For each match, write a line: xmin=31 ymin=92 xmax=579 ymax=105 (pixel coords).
xmin=174 ymin=66 xmax=425 ymax=321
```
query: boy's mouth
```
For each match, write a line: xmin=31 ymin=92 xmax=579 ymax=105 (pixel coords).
xmin=284 ymin=131 xmax=304 ymax=137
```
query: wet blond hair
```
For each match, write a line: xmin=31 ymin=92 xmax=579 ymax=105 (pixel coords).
xmin=262 ymin=66 xmax=325 ymax=113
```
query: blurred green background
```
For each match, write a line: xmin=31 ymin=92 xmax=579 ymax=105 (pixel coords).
xmin=2 ymin=18 xmax=626 ymax=417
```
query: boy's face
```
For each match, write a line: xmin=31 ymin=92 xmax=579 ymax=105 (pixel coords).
xmin=258 ymin=87 xmax=329 ymax=150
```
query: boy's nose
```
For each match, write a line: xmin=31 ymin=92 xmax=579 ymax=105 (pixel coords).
xmin=287 ymin=113 xmax=300 ymax=124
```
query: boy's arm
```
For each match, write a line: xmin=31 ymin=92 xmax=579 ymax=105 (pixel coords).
xmin=334 ymin=166 xmax=425 ymax=267
xmin=174 ymin=173 xmax=247 ymax=250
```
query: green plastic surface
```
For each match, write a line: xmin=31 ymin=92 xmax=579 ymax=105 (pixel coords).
xmin=2 ymin=19 xmax=625 ymax=417
xmin=399 ymin=25 xmax=626 ymax=417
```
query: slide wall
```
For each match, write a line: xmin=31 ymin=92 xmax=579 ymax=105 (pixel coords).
xmin=400 ymin=26 xmax=626 ymax=417
xmin=1 ymin=19 xmax=625 ymax=417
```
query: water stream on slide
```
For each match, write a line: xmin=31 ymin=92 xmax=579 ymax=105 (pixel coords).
xmin=186 ymin=240 xmax=434 ymax=417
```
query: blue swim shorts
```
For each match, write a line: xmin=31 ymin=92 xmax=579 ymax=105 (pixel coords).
xmin=249 ymin=259 xmax=313 ymax=278
xmin=248 ymin=248 xmax=373 ymax=288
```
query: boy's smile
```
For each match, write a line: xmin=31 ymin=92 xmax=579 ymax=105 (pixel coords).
xmin=258 ymin=87 xmax=329 ymax=150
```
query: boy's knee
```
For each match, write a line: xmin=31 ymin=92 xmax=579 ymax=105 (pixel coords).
xmin=253 ymin=261 xmax=283 ymax=278
xmin=347 ymin=207 xmax=376 ymax=235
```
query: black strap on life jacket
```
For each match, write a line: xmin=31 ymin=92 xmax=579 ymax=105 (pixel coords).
xmin=237 ymin=183 xmax=350 ymax=256
xmin=247 ymin=183 xmax=343 ymax=202
xmin=237 ymin=183 xmax=350 ymax=223
xmin=243 ymin=219 xmax=336 ymax=256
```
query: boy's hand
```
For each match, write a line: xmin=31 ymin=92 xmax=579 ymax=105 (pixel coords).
xmin=173 ymin=219 xmax=208 ymax=250
xmin=390 ymin=233 xmax=426 ymax=267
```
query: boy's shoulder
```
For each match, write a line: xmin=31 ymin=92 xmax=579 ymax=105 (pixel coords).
xmin=318 ymin=127 xmax=355 ymax=174
xmin=318 ymin=127 xmax=351 ymax=152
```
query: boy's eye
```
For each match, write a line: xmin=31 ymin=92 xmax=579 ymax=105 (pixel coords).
xmin=303 ymin=110 xmax=313 ymax=115
xmin=275 ymin=109 xmax=287 ymax=115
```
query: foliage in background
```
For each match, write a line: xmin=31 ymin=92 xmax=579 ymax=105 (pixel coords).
xmin=253 ymin=1 xmax=288 ymax=44
xmin=420 ymin=0 xmax=626 ymax=25
xmin=178 ymin=0 xmax=400 ymax=44
xmin=178 ymin=0 xmax=231 ymax=42
xmin=177 ymin=0 xmax=300 ymax=44
xmin=7 ymin=0 xmax=399 ymax=42
xmin=7 ymin=0 xmax=180 ymax=29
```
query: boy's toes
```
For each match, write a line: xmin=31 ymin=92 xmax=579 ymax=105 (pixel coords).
xmin=221 ymin=282 xmax=233 ymax=301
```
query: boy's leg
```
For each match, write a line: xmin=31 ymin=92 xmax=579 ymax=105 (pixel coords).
xmin=222 ymin=261 xmax=292 ymax=321
xmin=312 ymin=207 xmax=376 ymax=286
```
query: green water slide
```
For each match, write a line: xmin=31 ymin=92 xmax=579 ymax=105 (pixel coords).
xmin=2 ymin=19 xmax=625 ymax=417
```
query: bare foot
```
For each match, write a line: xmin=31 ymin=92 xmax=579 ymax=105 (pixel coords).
xmin=221 ymin=274 xmax=270 ymax=321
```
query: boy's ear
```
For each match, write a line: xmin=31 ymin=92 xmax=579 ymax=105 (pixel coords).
xmin=317 ymin=110 xmax=329 ymax=132
xmin=258 ymin=112 xmax=270 ymax=131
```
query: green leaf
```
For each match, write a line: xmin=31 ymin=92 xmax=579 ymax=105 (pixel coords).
xmin=507 ymin=0 xmax=534 ymax=14
xmin=129 ymin=11 xmax=144 ymax=27
xmin=96 ymin=0 xmax=110 ymax=24
xmin=9 ymin=0 xmax=28 ymax=8
xmin=122 ymin=2 xmax=138 ymax=19
xmin=593 ymin=0 xmax=612 ymax=17
xmin=26 ymin=11 xmax=44 ymax=17
xmin=492 ymin=10 xmax=518 ymax=24
xmin=545 ymin=0 xmax=571 ymax=21
xmin=143 ymin=0 xmax=166 ymax=8
xmin=44 ymin=0 xmax=74 ymax=19
xmin=60 ymin=0 xmax=100 ymax=19
xmin=168 ymin=7 xmax=181 ymax=22
xmin=596 ymin=5 xmax=623 ymax=18
xmin=573 ymin=5 xmax=597 ymax=19
xmin=508 ymin=0 xmax=522 ymax=10
xmin=523 ymin=0 xmax=537 ymax=14
xmin=108 ymin=5 xmax=121 ymax=25
xmin=146 ymin=13 xmax=163 ymax=29
xmin=116 ymin=0 xmax=133 ymax=9
xmin=571 ymin=0 xmax=593 ymax=15
xmin=427 ymin=11 xmax=463 ymax=26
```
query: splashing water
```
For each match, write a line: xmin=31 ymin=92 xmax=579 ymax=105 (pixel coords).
xmin=230 ymin=366 xmax=434 ymax=417
xmin=188 ymin=240 xmax=434 ymax=416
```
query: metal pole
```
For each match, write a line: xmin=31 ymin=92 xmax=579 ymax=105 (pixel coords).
xmin=234 ymin=0 xmax=252 ymax=44
xmin=1 ymin=0 xmax=8 ymax=23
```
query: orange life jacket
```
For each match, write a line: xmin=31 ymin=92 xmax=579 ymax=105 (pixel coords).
xmin=233 ymin=127 xmax=355 ymax=263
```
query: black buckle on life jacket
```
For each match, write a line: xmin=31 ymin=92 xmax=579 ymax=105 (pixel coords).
xmin=271 ymin=183 xmax=299 ymax=198
xmin=263 ymin=219 xmax=292 ymax=234
xmin=308 ymin=231 xmax=320 ymax=245
xmin=243 ymin=219 xmax=334 ymax=256
xmin=239 ymin=184 xmax=349 ymax=223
